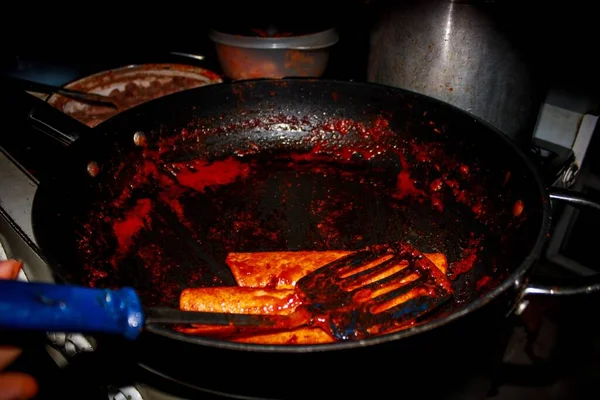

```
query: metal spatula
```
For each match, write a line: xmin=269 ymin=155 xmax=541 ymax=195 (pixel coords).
xmin=293 ymin=242 xmax=454 ymax=340
xmin=1 ymin=75 xmax=119 ymax=108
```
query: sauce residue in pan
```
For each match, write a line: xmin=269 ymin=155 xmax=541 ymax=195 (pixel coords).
xmin=165 ymin=157 xmax=251 ymax=193
xmin=113 ymin=198 xmax=153 ymax=254
xmin=73 ymin=113 xmax=527 ymax=326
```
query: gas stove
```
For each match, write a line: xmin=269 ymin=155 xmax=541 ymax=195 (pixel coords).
xmin=1 ymin=58 xmax=599 ymax=400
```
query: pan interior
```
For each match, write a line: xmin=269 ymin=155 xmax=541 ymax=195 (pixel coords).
xmin=32 ymin=79 xmax=546 ymax=349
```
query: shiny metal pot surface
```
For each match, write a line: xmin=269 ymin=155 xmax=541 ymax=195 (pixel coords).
xmin=367 ymin=0 xmax=541 ymax=145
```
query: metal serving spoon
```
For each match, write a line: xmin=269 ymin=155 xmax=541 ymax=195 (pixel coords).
xmin=2 ymin=75 xmax=118 ymax=108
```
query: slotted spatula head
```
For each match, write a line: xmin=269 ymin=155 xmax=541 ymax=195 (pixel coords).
xmin=296 ymin=242 xmax=453 ymax=340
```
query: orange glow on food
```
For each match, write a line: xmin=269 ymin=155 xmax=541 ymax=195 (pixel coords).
xmin=179 ymin=250 xmax=450 ymax=344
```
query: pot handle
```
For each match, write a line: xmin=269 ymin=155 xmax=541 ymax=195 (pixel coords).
xmin=523 ymin=187 xmax=600 ymax=296
xmin=2 ymin=77 xmax=91 ymax=147
xmin=27 ymin=100 xmax=86 ymax=147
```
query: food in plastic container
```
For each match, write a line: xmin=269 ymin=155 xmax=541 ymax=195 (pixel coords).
xmin=210 ymin=27 xmax=339 ymax=80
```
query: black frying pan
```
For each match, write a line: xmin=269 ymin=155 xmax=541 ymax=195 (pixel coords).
xmin=5 ymin=79 xmax=600 ymax=399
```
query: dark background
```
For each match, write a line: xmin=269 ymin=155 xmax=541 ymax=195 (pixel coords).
xmin=1 ymin=0 xmax=599 ymax=106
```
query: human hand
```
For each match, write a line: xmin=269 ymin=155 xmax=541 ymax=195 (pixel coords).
xmin=0 ymin=260 xmax=38 ymax=400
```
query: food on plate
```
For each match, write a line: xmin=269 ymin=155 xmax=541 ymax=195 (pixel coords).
xmin=65 ymin=77 xmax=206 ymax=127
xmin=47 ymin=64 xmax=222 ymax=127
xmin=178 ymin=250 xmax=449 ymax=344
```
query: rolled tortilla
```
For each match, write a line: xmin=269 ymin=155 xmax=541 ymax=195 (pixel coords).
xmin=227 ymin=250 xmax=447 ymax=289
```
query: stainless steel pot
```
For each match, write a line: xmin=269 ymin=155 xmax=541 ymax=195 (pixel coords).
xmin=367 ymin=0 xmax=542 ymax=145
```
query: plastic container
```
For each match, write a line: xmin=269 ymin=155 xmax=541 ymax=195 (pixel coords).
xmin=210 ymin=27 xmax=339 ymax=80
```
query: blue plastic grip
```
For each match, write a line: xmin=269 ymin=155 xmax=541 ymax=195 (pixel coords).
xmin=0 ymin=280 xmax=144 ymax=340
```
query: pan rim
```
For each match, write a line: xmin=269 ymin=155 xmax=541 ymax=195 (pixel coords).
xmin=31 ymin=78 xmax=553 ymax=353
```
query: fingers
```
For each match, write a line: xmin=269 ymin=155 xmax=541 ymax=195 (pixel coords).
xmin=0 ymin=347 xmax=21 ymax=371
xmin=0 ymin=372 xmax=38 ymax=400
xmin=0 ymin=260 xmax=22 ymax=280
xmin=0 ymin=261 xmax=25 ymax=369
xmin=0 ymin=260 xmax=38 ymax=400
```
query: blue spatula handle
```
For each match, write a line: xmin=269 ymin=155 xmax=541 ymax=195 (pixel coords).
xmin=0 ymin=280 xmax=144 ymax=340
